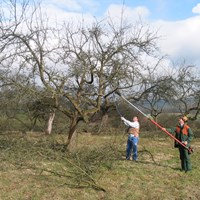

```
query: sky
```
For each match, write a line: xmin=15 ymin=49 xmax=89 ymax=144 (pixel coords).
xmin=41 ymin=0 xmax=200 ymax=20
xmin=40 ymin=0 xmax=200 ymax=68
xmin=1 ymin=0 xmax=200 ymax=68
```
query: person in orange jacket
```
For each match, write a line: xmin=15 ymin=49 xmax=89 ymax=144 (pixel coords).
xmin=164 ymin=116 xmax=194 ymax=172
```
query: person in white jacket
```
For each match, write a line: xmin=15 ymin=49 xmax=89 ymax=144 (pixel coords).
xmin=121 ymin=116 xmax=140 ymax=161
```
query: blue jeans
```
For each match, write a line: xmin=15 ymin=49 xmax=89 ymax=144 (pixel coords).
xmin=126 ymin=135 xmax=139 ymax=161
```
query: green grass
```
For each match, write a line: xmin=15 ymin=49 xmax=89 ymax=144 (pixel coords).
xmin=0 ymin=132 xmax=200 ymax=200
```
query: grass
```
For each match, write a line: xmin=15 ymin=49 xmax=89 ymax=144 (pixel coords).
xmin=0 ymin=131 xmax=200 ymax=200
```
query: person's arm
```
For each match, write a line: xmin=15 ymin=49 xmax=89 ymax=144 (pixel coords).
xmin=121 ymin=117 xmax=131 ymax=127
xmin=166 ymin=127 xmax=176 ymax=133
xmin=162 ymin=127 xmax=179 ymax=148
xmin=182 ymin=128 xmax=193 ymax=147
xmin=187 ymin=128 xmax=194 ymax=144
xmin=121 ymin=117 xmax=139 ymax=128
xmin=162 ymin=127 xmax=176 ymax=133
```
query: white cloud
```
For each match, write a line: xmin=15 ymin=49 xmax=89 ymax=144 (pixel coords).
xmin=43 ymin=0 xmax=99 ymax=14
xmin=101 ymin=3 xmax=200 ymax=67
xmin=105 ymin=4 xmax=150 ymax=21
xmin=153 ymin=15 xmax=200 ymax=66
xmin=45 ymin=0 xmax=82 ymax=11
xmin=192 ymin=3 xmax=200 ymax=14
xmin=40 ymin=1 xmax=96 ymax=26
xmin=79 ymin=0 xmax=99 ymax=10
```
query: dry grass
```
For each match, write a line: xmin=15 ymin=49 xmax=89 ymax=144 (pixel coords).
xmin=0 ymin=132 xmax=200 ymax=200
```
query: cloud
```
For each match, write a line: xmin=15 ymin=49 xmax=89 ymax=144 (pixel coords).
xmin=153 ymin=15 xmax=200 ymax=66
xmin=45 ymin=0 xmax=81 ymax=11
xmin=192 ymin=3 xmax=200 ymax=14
xmin=44 ymin=0 xmax=99 ymax=14
xmin=104 ymin=4 xmax=150 ymax=21
xmin=102 ymin=3 xmax=200 ymax=67
xmin=40 ymin=1 xmax=96 ymax=26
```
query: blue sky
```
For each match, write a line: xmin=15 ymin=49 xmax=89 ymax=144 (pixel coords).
xmin=79 ymin=0 xmax=200 ymax=21
xmin=121 ymin=0 xmax=200 ymax=20
xmin=47 ymin=0 xmax=200 ymax=20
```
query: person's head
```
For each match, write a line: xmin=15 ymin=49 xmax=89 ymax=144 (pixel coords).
xmin=133 ymin=116 xmax=139 ymax=122
xmin=178 ymin=116 xmax=188 ymax=125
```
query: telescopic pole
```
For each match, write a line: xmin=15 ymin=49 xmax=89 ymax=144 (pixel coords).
xmin=117 ymin=93 xmax=190 ymax=152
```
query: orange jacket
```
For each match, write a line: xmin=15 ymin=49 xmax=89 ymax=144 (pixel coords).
xmin=176 ymin=125 xmax=190 ymax=135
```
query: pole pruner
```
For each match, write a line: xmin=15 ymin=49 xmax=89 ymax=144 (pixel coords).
xmin=115 ymin=91 xmax=193 ymax=153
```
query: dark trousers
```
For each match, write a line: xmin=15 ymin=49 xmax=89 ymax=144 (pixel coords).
xmin=179 ymin=147 xmax=192 ymax=171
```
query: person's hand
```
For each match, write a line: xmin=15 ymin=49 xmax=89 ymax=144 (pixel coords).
xmin=183 ymin=141 xmax=188 ymax=145
xmin=121 ymin=117 xmax=125 ymax=121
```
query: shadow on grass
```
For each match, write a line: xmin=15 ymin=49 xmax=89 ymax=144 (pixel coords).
xmin=119 ymin=149 xmax=182 ymax=172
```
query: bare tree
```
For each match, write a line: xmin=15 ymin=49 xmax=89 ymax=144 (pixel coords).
xmin=171 ymin=63 xmax=200 ymax=120
xmin=0 ymin=1 xmax=165 ymax=150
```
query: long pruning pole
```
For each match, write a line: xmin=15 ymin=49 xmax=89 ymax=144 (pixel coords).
xmin=112 ymin=91 xmax=123 ymax=117
xmin=116 ymin=92 xmax=191 ymax=151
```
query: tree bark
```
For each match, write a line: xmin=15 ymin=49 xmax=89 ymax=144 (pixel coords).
xmin=45 ymin=111 xmax=55 ymax=135
xmin=98 ymin=113 xmax=108 ymax=134
xmin=65 ymin=117 xmax=80 ymax=152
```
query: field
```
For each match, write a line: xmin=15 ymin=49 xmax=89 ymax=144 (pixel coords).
xmin=0 ymin=131 xmax=200 ymax=200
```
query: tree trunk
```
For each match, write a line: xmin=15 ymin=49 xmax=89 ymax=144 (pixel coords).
xmin=98 ymin=113 xmax=108 ymax=134
xmin=45 ymin=111 xmax=55 ymax=135
xmin=65 ymin=117 xmax=79 ymax=152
